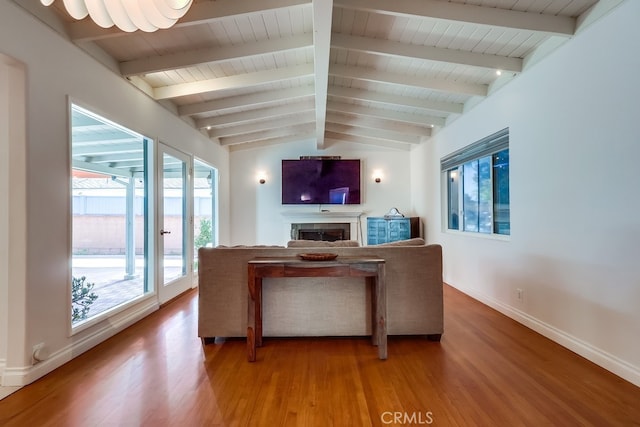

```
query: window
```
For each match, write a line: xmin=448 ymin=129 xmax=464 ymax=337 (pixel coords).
xmin=71 ymin=104 xmax=151 ymax=326
xmin=441 ymin=128 xmax=510 ymax=236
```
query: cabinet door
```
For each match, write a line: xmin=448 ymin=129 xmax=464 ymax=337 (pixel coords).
xmin=388 ymin=218 xmax=410 ymax=241
xmin=367 ymin=218 xmax=387 ymax=245
xmin=368 ymin=217 xmax=419 ymax=244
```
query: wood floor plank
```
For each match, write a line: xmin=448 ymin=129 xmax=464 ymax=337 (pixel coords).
xmin=1 ymin=285 xmax=638 ymax=426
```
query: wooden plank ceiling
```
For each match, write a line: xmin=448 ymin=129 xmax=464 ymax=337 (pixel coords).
xmin=19 ymin=0 xmax=620 ymax=152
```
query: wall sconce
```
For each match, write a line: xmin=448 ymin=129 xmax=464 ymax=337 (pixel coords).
xmin=372 ymin=170 xmax=383 ymax=183
xmin=257 ymin=171 xmax=267 ymax=185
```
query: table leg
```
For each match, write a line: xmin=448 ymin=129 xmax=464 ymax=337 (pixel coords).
xmin=255 ymin=278 xmax=263 ymax=347
xmin=247 ymin=326 xmax=255 ymax=362
xmin=247 ymin=266 xmax=260 ymax=362
xmin=248 ymin=260 xmax=386 ymax=362
xmin=368 ymin=276 xmax=378 ymax=346
xmin=376 ymin=263 xmax=387 ymax=360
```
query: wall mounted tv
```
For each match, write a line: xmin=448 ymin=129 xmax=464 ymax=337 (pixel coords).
xmin=281 ymin=158 xmax=361 ymax=205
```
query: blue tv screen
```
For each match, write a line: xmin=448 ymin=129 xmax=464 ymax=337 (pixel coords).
xmin=281 ymin=159 xmax=361 ymax=205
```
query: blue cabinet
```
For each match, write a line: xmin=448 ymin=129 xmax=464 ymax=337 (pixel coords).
xmin=367 ymin=217 xmax=419 ymax=245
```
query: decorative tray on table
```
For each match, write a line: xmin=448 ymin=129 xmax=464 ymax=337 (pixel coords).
xmin=298 ymin=253 xmax=338 ymax=261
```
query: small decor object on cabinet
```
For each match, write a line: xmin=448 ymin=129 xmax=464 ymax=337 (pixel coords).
xmin=367 ymin=215 xmax=419 ymax=245
xmin=384 ymin=207 xmax=404 ymax=218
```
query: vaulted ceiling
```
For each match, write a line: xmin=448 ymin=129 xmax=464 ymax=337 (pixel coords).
xmin=18 ymin=0 xmax=621 ymax=151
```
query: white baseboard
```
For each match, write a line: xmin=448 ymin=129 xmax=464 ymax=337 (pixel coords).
xmin=450 ymin=283 xmax=640 ymax=388
xmin=0 ymin=386 xmax=20 ymax=400
xmin=1 ymin=299 xmax=159 ymax=387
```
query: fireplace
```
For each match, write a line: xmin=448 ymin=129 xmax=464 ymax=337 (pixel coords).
xmin=281 ymin=211 xmax=363 ymax=244
xmin=291 ymin=222 xmax=351 ymax=241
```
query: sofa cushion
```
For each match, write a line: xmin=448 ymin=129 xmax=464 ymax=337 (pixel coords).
xmin=369 ymin=237 xmax=425 ymax=247
xmin=287 ymin=239 xmax=360 ymax=247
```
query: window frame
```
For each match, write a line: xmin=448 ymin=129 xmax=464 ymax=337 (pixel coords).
xmin=441 ymin=128 xmax=510 ymax=238
xmin=69 ymin=101 xmax=154 ymax=333
xmin=193 ymin=158 xmax=218 ymax=274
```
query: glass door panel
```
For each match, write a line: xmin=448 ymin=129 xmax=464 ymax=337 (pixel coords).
xmin=158 ymin=143 xmax=191 ymax=303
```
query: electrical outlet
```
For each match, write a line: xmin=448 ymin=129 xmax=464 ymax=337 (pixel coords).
xmin=516 ymin=288 xmax=524 ymax=302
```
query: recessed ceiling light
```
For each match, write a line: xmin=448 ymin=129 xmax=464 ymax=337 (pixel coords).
xmin=496 ymin=70 xmax=502 ymax=76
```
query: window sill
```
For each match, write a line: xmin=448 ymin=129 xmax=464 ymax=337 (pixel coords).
xmin=70 ymin=292 xmax=157 ymax=336
xmin=443 ymin=229 xmax=510 ymax=242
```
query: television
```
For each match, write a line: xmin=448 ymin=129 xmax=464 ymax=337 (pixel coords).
xmin=281 ymin=158 xmax=361 ymax=205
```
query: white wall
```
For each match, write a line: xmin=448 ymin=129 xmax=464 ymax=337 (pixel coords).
xmin=0 ymin=2 xmax=230 ymax=385
xmin=412 ymin=1 xmax=640 ymax=386
xmin=229 ymin=139 xmax=415 ymax=246
xmin=0 ymin=53 xmax=28 ymax=384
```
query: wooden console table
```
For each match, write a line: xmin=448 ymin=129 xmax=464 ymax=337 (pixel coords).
xmin=247 ymin=256 xmax=387 ymax=362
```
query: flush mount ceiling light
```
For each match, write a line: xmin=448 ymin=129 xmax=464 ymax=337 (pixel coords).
xmin=40 ymin=0 xmax=193 ymax=32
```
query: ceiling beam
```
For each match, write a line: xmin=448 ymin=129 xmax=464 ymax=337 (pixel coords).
xmin=328 ymin=100 xmax=445 ymax=127
xmin=331 ymin=33 xmax=522 ymax=73
xmin=72 ymin=144 xmax=142 ymax=156
xmin=72 ymin=160 xmax=132 ymax=178
xmin=325 ymin=123 xmax=422 ymax=144
xmin=326 ymin=112 xmax=432 ymax=136
xmin=209 ymin=111 xmax=316 ymax=138
xmin=68 ymin=0 xmax=311 ymax=42
xmin=330 ymin=64 xmax=487 ymax=97
xmin=324 ymin=132 xmax=412 ymax=151
xmin=312 ymin=0 xmax=333 ymax=149
xmin=334 ymin=0 xmax=575 ymax=36
xmin=195 ymin=99 xmax=315 ymax=129
xmin=120 ymin=34 xmax=313 ymax=76
xmin=219 ymin=123 xmax=316 ymax=146
xmin=84 ymin=152 xmax=145 ymax=164
xmin=71 ymin=134 xmax=141 ymax=144
xmin=228 ymin=132 xmax=316 ymax=152
xmin=153 ymin=64 xmax=314 ymax=99
xmin=327 ymin=86 xmax=463 ymax=115
xmin=178 ymin=86 xmax=315 ymax=117
xmin=100 ymin=160 xmax=146 ymax=170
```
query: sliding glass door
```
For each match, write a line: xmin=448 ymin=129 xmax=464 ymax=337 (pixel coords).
xmin=157 ymin=143 xmax=192 ymax=303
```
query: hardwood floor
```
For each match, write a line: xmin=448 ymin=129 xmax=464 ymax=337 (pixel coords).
xmin=1 ymin=285 xmax=638 ymax=426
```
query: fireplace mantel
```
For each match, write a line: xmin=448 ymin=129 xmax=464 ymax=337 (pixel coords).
xmin=281 ymin=211 xmax=364 ymax=220
xmin=281 ymin=211 xmax=365 ymax=243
